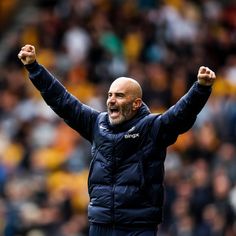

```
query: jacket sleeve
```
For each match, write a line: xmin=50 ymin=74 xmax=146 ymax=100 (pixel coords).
xmin=25 ymin=61 xmax=99 ymax=142
xmin=157 ymin=81 xmax=212 ymax=146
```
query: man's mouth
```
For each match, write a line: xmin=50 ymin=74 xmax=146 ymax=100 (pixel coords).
xmin=109 ymin=107 xmax=120 ymax=119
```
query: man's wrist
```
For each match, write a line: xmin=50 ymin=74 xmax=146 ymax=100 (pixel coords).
xmin=25 ymin=60 xmax=39 ymax=73
xmin=197 ymin=79 xmax=213 ymax=87
xmin=196 ymin=81 xmax=212 ymax=92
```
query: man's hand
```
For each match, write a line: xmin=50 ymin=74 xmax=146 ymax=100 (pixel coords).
xmin=18 ymin=44 xmax=36 ymax=65
xmin=197 ymin=66 xmax=216 ymax=86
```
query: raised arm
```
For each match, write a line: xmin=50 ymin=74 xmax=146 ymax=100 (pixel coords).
xmin=18 ymin=45 xmax=99 ymax=142
xmin=158 ymin=66 xmax=216 ymax=146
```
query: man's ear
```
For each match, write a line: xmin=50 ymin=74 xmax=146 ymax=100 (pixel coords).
xmin=132 ymin=98 xmax=142 ymax=111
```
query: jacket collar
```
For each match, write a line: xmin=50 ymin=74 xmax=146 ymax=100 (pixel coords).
xmin=107 ymin=103 xmax=151 ymax=133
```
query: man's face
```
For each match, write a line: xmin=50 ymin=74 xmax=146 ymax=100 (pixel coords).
xmin=106 ymin=82 xmax=136 ymax=125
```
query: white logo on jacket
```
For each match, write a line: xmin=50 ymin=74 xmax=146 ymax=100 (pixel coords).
xmin=128 ymin=126 xmax=136 ymax=133
xmin=124 ymin=133 xmax=139 ymax=139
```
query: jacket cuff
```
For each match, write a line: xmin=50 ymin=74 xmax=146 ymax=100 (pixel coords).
xmin=25 ymin=61 xmax=40 ymax=73
xmin=195 ymin=81 xmax=212 ymax=93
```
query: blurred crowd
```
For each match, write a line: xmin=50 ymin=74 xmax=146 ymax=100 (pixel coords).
xmin=0 ymin=0 xmax=236 ymax=235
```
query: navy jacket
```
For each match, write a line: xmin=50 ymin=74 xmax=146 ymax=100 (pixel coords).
xmin=25 ymin=62 xmax=212 ymax=228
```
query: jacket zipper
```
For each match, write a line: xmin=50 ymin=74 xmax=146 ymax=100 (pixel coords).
xmin=88 ymin=148 xmax=99 ymax=193
xmin=111 ymin=135 xmax=117 ymax=225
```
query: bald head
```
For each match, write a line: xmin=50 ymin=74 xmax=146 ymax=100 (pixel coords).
xmin=110 ymin=77 xmax=143 ymax=99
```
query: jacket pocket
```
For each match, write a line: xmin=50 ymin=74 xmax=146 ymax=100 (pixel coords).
xmin=138 ymin=157 xmax=145 ymax=189
xmin=136 ymin=147 xmax=150 ymax=190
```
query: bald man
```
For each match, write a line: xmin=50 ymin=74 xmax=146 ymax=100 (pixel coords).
xmin=18 ymin=45 xmax=216 ymax=236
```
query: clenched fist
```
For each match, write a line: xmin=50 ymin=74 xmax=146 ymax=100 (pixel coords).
xmin=197 ymin=66 xmax=216 ymax=86
xmin=18 ymin=44 xmax=36 ymax=65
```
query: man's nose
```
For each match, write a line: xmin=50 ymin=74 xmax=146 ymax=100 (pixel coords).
xmin=108 ymin=96 xmax=116 ymax=103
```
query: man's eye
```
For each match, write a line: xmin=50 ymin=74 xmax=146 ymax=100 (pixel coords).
xmin=117 ymin=94 xmax=124 ymax=98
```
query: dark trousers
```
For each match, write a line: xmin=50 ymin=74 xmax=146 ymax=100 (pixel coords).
xmin=89 ymin=224 xmax=158 ymax=236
